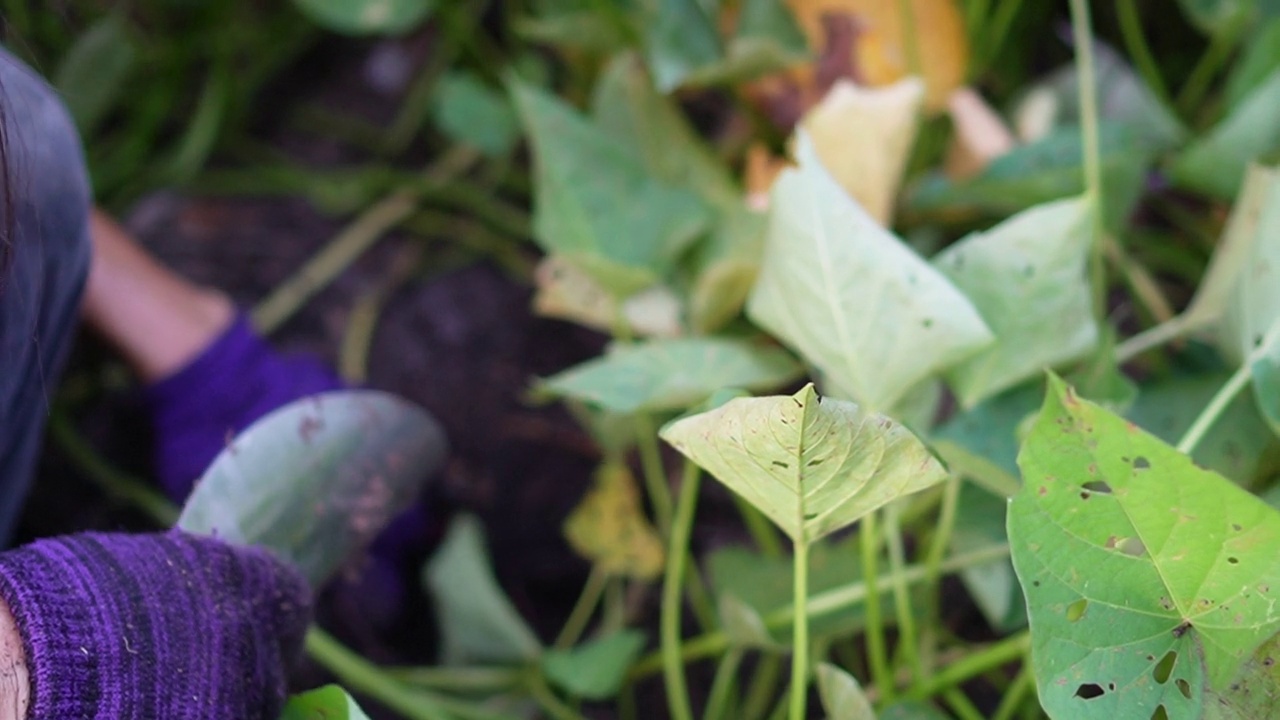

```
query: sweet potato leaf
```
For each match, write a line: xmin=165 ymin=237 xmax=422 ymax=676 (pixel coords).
xmin=281 ymin=686 xmax=372 ymax=719
xmin=1010 ymin=375 xmax=1280 ymax=718
xmin=816 ymin=663 xmax=875 ymax=719
xmin=746 ymin=139 xmax=993 ymax=410
xmin=933 ymin=196 xmax=1099 ymax=408
xmin=1170 ymin=68 xmax=1280 ymax=200
xmin=541 ymin=630 xmax=647 ymax=700
xmin=538 ymin=337 xmax=803 ymax=414
xmin=661 ymin=384 xmax=947 ymax=542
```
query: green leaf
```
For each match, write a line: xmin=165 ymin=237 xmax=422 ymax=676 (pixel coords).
xmin=879 ymin=701 xmax=951 ymax=720
xmin=680 ymin=0 xmax=809 ymax=87
xmin=1214 ymin=164 xmax=1280 ymax=365
xmin=1252 ymin=336 xmax=1280 ymax=435
xmin=1170 ymin=69 xmax=1280 ymax=200
xmin=538 ymin=337 xmax=803 ymax=414
xmin=281 ymin=686 xmax=372 ymax=719
xmin=178 ymin=391 xmax=446 ymax=587
xmin=1204 ymin=630 xmax=1280 ymax=718
xmin=509 ymin=78 xmax=711 ymax=296
xmin=688 ymin=206 xmax=767 ymax=334
xmin=643 ymin=0 xmax=721 ymax=91
xmin=907 ymin=124 xmax=1151 ymax=233
xmin=1176 ymin=0 xmax=1255 ymax=34
xmin=541 ymin=630 xmax=647 ymax=699
xmin=933 ymin=197 xmax=1098 ymax=408
xmin=716 ymin=592 xmax=783 ymax=649
xmin=431 ymin=71 xmax=519 ymax=157
xmin=746 ymin=139 xmax=993 ymax=410
xmin=424 ymin=515 xmax=543 ymax=665
xmin=1010 ymin=375 xmax=1280 ymax=719
xmin=514 ymin=1 xmax=634 ymax=54
xmin=661 ymin=384 xmax=948 ymax=542
xmin=53 ymin=14 xmax=137 ymax=137
xmin=1225 ymin=18 xmax=1280 ymax=110
xmin=816 ymin=663 xmax=875 ymax=719
xmin=291 ymin=0 xmax=435 ymax=34
xmin=953 ymin=481 xmax=1027 ymax=632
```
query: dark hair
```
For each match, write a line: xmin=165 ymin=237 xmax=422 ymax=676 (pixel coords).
xmin=0 ymin=92 xmax=10 ymax=288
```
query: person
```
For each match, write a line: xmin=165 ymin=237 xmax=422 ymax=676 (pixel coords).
xmin=0 ymin=43 xmax=374 ymax=718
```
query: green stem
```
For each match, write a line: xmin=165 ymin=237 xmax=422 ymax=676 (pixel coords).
xmin=633 ymin=413 xmax=675 ymax=536
xmin=1116 ymin=0 xmax=1173 ymax=107
xmin=860 ymin=513 xmax=893 ymax=702
xmin=386 ymin=665 xmax=524 ymax=692
xmin=920 ymin=475 xmax=962 ymax=676
xmin=554 ymin=564 xmax=609 ymax=649
xmin=742 ymin=654 xmax=783 ymax=720
xmin=884 ymin=503 xmax=922 ymax=685
xmin=49 ymin=413 xmax=179 ymax=526
xmin=1113 ymin=314 xmax=1193 ymax=364
xmin=1068 ymin=0 xmax=1107 ymax=325
xmin=789 ymin=538 xmax=811 ymax=720
xmin=902 ymin=632 xmax=1030 ymax=701
xmin=975 ymin=0 xmax=1027 ymax=75
xmin=702 ymin=649 xmax=745 ymax=720
xmin=662 ymin=462 xmax=702 ymax=720
xmin=1177 ymin=360 xmax=1253 ymax=454
xmin=629 ymin=543 xmax=1013 ymax=677
xmin=991 ymin=662 xmax=1035 ymax=720
xmin=1176 ymin=19 xmax=1244 ymax=117
xmin=941 ymin=687 xmax=987 ymax=720
xmin=527 ymin=674 xmax=590 ymax=720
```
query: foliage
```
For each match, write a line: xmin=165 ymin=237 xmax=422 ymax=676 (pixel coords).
xmin=43 ymin=0 xmax=1280 ymax=718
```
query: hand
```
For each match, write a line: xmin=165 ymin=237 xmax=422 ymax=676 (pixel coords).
xmin=0 ymin=530 xmax=311 ymax=719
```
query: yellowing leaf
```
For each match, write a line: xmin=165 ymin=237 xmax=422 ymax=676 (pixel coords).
xmin=746 ymin=136 xmax=993 ymax=410
xmin=532 ymin=255 xmax=684 ymax=338
xmin=748 ymin=0 xmax=968 ymax=122
xmin=563 ymin=462 xmax=665 ymax=579
xmin=661 ymin=383 xmax=947 ymax=543
xmin=800 ymin=77 xmax=924 ymax=225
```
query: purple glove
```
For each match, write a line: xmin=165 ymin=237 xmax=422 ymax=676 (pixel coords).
xmin=0 ymin=530 xmax=311 ymax=719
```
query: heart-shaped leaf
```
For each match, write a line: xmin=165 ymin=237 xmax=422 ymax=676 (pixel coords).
xmin=509 ymin=78 xmax=710 ymax=296
xmin=538 ymin=337 xmax=803 ymax=414
xmin=661 ymin=384 xmax=947 ymax=542
xmin=933 ymin=196 xmax=1099 ymax=408
xmin=541 ymin=630 xmax=647 ymax=700
xmin=178 ymin=390 xmax=446 ymax=586
xmin=1010 ymin=375 xmax=1280 ymax=719
xmin=746 ymin=138 xmax=993 ymax=410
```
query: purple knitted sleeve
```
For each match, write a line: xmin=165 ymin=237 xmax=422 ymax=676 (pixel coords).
xmin=0 ymin=531 xmax=311 ymax=719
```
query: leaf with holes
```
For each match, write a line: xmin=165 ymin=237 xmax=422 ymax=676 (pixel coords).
xmin=537 ymin=337 xmax=803 ymax=414
xmin=661 ymin=383 xmax=946 ymax=543
xmin=1010 ymin=375 xmax=1280 ymax=719
xmin=745 ymin=139 xmax=993 ymax=410
xmin=1204 ymin=630 xmax=1280 ymax=718
xmin=933 ymin=196 xmax=1099 ymax=408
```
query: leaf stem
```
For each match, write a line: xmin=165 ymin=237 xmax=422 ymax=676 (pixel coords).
xmin=554 ymin=564 xmax=609 ymax=649
xmin=527 ymin=673 xmax=591 ymax=720
xmin=48 ymin=413 xmax=179 ymax=526
xmin=662 ymin=462 xmax=702 ymax=720
xmin=701 ymin=649 xmax=744 ymax=720
xmin=941 ymin=687 xmax=987 ymax=720
xmin=991 ymin=662 xmax=1035 ymax=720
xmin=902 ymin=631 xmax=1030 ymax=700
xmin=630 ymin=543 xmax=1013 ymax=677
xmin=919 ymin=474 xmax=961 ymax=677
xmin=742 ymin=654 xmax=783 ymax=720
xmin=860 ymin=512 xmax=894 ymax=702
xmin=1068 ymin=0 xmax=1107 ymax=325
xmin=633 ymin=413 xmax=675 ymax=536
xmin=1113 ymin=314 xmax=1193 ymax=364
xmin=1176 ymin=359 xmax=1253 ymax=454
xmin=884 ymin=503 xmax=922 ymax=686
xmin=1176 ymin=19 xmax=1244 ymax=117
xmin=1115 ymin=0 xmax=1173 ymax=107
xmin=789 ymin=537 xmax=811 ymax=720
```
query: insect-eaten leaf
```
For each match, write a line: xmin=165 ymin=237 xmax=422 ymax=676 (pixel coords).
xmin=178 ymin=390 xmax=446 ymax=587
xmin=1171 ymin=68 xmax=1280 ymax=200
xmin=662 ymin=384 xmax=947 ymax=543
xmin=424 ymin=515 xmax=543 ymax=665
xmin=280 ymin=685 xmax=372 ymax=719
xmin=291 ymin=0 xmax=435 ymax=35
xmin=816 ymin=663 xmax=876 ymax=720
xmin=509 ymin=79 xmax=711 ymax=296
xmin=800 ymin=78 xmax=925 ymax=226
xmin=1010 ymin=375 xmax=1280 ymax=719
xmin=541 ymin=630 xmax=647 ymax=700
xmin=563 ymin=462 xmax=665 ymax=580
xmin=538 ymin=337 xmax=803 ymax=415
xmin=1204 ymin=629 xmax=1280 ymax=718
xmin=747 ymin=140 xmax=993 ymax=410
xmin=934 ymin=196 xmax=1099 ymax=408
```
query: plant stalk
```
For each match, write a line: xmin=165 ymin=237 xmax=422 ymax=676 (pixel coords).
xmin=662 ymin=462 xmax=702 ymax=720
xmin=789 ymin=537 xmax=811 ymax=720
xmin=860 ymin=512 xmax=894 ymax=701
xmin=1068 ymin=0 xmax=1107 ymax=326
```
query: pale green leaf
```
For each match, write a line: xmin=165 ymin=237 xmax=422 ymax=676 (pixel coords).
xmin=717 ymin=592 xmax=782 ymax=649
xmin=746 ymin=139 xmax=993 ymax=410
xmin=816 ymin=663 xmax=875 ymax=720
xmin=431 ymin=71 xmax=519 ymax=157
xmin=291 ymin=0 xmax=435 ymax=34
xmin=1226 ymin=18 xmax=1280 ymax=110
xmin=538 ymin=337 xmax=803 ymax=414
xmin=661 ymin=384 xmax=947 ymax=542
xmin=688 ymin=206 xmax=767 ymax=334
xmin=424 ymin=516 xmax=543 ymax=665
xmin=542 ymin=630 xmax=647 ymax=700
xmin=509 ymin=78 xmax=710 ymax=296
xmin=644 ymin=0 xmax=721 ymax=91
xmin=54 ymin=14 xmax=137 ymax=136
xmin=1010 ymin=376 xmax=1280 ymax=719
xmin=933 ymin=196 xmax=1099 ymax=408
xmin=178 ymin=391 xmax=446 ymax=587
xmin=1170 ymin=69 xmax=1280 ymax=200
xmin=281 ymin=686 xmax=372 ymax=719
xmin=1214 ymin=165 xmax=1280 ymax=364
